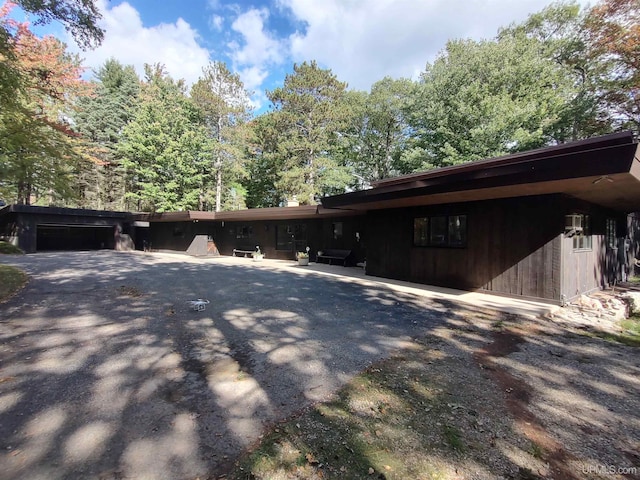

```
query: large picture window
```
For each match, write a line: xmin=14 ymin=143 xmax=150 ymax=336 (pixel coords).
xmin=413 ymin=214 xmax=467 ymax=248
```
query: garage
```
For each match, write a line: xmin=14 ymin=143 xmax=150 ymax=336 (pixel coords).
xmin=36 ymin=224 xmax=116 ymax=251
xmin=0 ymin=205 xmax=136 ymax=253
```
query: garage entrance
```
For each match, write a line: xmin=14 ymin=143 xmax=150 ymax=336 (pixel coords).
xmin=36 ymin=224 xmax=115 ymax=251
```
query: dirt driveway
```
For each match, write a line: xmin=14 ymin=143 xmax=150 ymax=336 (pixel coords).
xmin=0 ymin=251 xmax=456 ymax=480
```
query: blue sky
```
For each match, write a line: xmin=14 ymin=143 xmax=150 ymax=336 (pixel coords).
xmin=26 ymin=0 xmax=592 ymax=112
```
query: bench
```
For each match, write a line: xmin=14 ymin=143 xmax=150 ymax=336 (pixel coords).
xmin=316 ymin=249 xmax=352 ymax=266
xmin=233 ymin=248 xmax=255 ymax=257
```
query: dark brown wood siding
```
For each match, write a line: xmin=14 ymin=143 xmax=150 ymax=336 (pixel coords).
xmin=560 ymin=200 xmax=629 ymax=302
xmin=365 ymin=195 xmax=564 ymax=302
xmin=149 ymin=216 xmax=367 ymax=263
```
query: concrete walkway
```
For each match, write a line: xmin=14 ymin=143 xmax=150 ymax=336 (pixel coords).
xmin=200 ymin=254 xmax=559 ymax=319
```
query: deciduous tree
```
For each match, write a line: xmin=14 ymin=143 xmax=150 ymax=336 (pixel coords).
xmin=0 ymin=3 xmax=89 ymax=205
xmin=406 ymin=34 xmax=576 ymax=168
xmin=584 ymin=0 xmax=640 ymax=133
xmin=340 ymin=77 xmax=414 ymax=185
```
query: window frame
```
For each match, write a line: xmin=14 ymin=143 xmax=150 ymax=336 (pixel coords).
xmin=606 ymin=218 xmax=617 ymax=250
xmin=413 ymin=214 xmax=467 ymax=248
xmin=572 ymin=214 xmax=592 ymax=251
xmin=235 ymin=225 xmax=253 ymax=239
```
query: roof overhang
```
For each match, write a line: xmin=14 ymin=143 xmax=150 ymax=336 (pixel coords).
xmin=0 ymin=204 xmax=131 ymax=219
xmin=135 ymin=205 xmax=365 ymax=223
xmin=321 ymin=131 xmax=640 ymax=212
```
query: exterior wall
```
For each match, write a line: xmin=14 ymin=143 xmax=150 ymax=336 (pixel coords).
xmin=365 ymin=195 xmax=565 ymax=302
xmin=629 ymin=213 xmax=640 ymax=278
xmin=560 ymin=200 xmax=629 ymax=303
xmin=148 ymin=221 xmax=216 ymax=252
xmin=0 ymin=209 xmax=131 ymax=253
xmin=147 ymin=215 xmax=367 ymax=263
xmin=365 ymin=194 xmax=631 ymax=303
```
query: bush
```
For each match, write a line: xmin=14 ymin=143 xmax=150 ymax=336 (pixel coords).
xmin=0 ymin=241 xmax=23 ymax=254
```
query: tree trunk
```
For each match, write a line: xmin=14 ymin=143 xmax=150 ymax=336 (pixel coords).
xmin=215 ymin=116 xmax=223 ymax=212
xmin=215 ymin=166 xmax=222 ymax=212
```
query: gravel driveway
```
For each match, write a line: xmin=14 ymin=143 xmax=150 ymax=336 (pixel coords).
xmin=0 ymin=251 xmax=451 ymax=480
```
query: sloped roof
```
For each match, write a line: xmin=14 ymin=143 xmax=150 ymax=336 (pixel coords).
xmin=322 ymin=131 xmax=640 ymax=212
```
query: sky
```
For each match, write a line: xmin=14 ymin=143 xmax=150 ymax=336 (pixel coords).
xmin=30 ymin=0 xmax=593 ymax=112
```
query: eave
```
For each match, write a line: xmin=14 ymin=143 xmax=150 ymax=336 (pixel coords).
xmin=322 ymin=131 xmax=640 ymax=212
xmin=135 ymin=205 xmax=365 ymax=223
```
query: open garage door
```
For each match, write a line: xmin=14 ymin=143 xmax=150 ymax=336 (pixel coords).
xmin=36 ymin=224 xmax=115 ymax=251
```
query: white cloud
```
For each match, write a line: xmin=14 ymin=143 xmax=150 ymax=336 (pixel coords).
xmin=209 ymin=14 xmax=224 ymax=31
xmin=237 ymin=65 xmax=269 ymax=92
xmin=229 ymin=8 xmax=284 ymax=67
xmin=226 ymin=7 xmax=285 ymax=106
xmin=279 ymin=0 xmax=592 ymax=91
xmin=69 ymin=0 xmax=211 ymax=85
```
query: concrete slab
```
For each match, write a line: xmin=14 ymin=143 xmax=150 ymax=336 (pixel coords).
xmin=202 ymin=254 xmax=559 ymax=319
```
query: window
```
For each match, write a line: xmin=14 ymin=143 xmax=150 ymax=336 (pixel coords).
xmin=276 ymin=224 xmax=307 ymax=251
xmin=332 ymin=222 xmax=343 ymax=240
xmin=236 ymin=225 xmax=253 ymax=239
xmin=606 ymin=218 xmax=617 ymax=249
xmin=448 ymin=215 xmax=467 ymax=247
xmin=572 ymin=214 xmax=592 ymax=250
xmin=429 ymin=216 xmax=447 ymax=245
xmin=413 ymin=214 xmax=467 ymax=248
xmin=413 ymin=217 xmax=428 ymax=246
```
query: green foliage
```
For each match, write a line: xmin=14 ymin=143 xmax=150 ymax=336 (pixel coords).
xmin=266 ymin=61 xmax=352 ymax=204
xmin=221 ymin=181 xmax=248 ymax=211
xmin=244 ymin=113 xmax=283 ymax=208
xmin=73 ymin=59 xmax=140 ymax=210
xmin=118 ymin=64 xmax=214 ymax=212
xmin=340 ymin=77 xmax=414 ymax=185
xmin=0 ymin=264 xmax=27 ymax=303
xmin=16 ymin=0 xmax=104 ymax=49
xmin=406 ymin=33 xmax=576 ymax=169
xmin=500 ymin=2 xmax=611 ymax=142
xmin=0 ymin=14 xmax=88 ymax=205
xmin=0 ymin=241 xmax=24 ymax=254
xmin=584 ymin=0 xmax=640 ymax=134
xmin=191 ymin=61 xmax=252 ymax=211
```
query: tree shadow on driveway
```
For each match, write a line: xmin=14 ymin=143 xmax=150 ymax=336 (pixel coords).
xmin=0 ymin=252 xmax=638 ymax=480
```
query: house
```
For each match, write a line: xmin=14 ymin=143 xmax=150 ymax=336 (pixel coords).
xmin=2 ymin=131 xmax=638 ymax=304
xmin=321 ymin=131 xmax=640 ymax=304
xmin=136 ymin=205 xmax=366 ymax=263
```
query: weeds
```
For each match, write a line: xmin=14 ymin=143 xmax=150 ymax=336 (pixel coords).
xmin=0 ymin=264 xmax=28 ymax=302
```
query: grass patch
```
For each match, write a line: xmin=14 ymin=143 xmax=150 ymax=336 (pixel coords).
xmin=0 ymin=241 xmax=23 ymax=254
xmin=620 ymin=316 xmax=640 ymax=336
xmin=442 ymin=424 xmax=464 ymax=452
xmin=582 ymin=316 xmax=640 ymax=347
xmin=228 ymin=342 xmax=538 ymax=480
xmin=527 ymin=441 xmax=545 ymax=459
xmin=0 ymin=264 xmax=28 ymax=302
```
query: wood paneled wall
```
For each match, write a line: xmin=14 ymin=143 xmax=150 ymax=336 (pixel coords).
xmin=365 ymin=196 xmax=564 ymax=302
